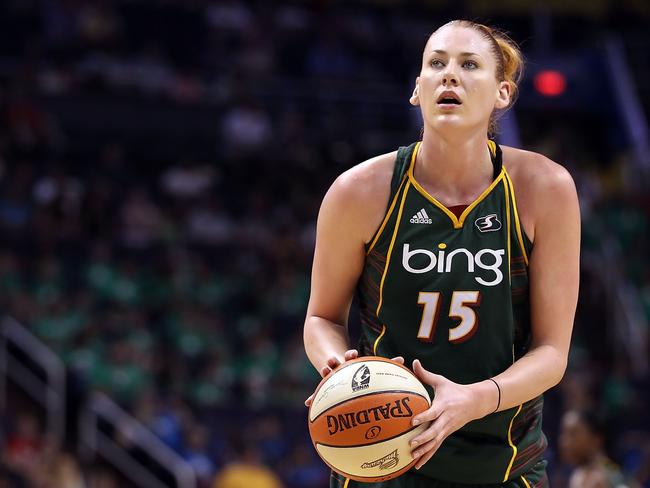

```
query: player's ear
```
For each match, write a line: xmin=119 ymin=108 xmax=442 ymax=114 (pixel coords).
xmin=494 ymin=80 xmax=512 ymax=110
xmin=410 ymin=77 xmax=420 ymax=106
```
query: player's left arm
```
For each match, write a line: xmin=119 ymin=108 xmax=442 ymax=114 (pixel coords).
xmin=409 ymin=161 xmax=580 ymax=468
xmin=489 ymin=162 xmax=580 ymax=405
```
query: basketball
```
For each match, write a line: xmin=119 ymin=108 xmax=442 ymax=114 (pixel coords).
xmin=308 ymin=357 xmax=431 ymax=482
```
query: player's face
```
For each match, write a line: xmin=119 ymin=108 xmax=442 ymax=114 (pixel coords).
xmin=410 ymin=25 xmax=511 ymax=135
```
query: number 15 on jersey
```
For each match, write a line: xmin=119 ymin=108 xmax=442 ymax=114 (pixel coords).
xmin=416 ymin=291 xmax=481 ymax=344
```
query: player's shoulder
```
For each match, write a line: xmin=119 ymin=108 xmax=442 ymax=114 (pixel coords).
xmin=330 ymin=150 xmax=397 ymax=200
xmin=501 ymin=145 xmax=576 ymax=198
xmin=500 ymin=146 xmax=579 ymax=241
xmin=322 ymin=150 xmax=396 ymax=214
xmin=320 ymin=150 xmax=397 ymax=241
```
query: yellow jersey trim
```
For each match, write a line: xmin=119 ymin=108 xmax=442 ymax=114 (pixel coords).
xmin=376 ymin=180 xmax=411 ymax=316
xmin=407 ymin=147 xmax=506 ymax=229
xmin=366 ymin=170 xmax=409 ymax=255
xmin=373 ymin=325 xmax=387 ymax=355
xmin=503 ymin=403 xmax=523 ymax=481
xmin=487 ymin=139 xmax=497 ymax=157
xmin=504 ymin=171 xmax=529 ymax=266
xmin=343 ymin=477 xmax=350 ymax=488
xmin=520 ymin=475 xmax=532 ymax=488
xmin=503 ymin=178 xmax=512 ymax=284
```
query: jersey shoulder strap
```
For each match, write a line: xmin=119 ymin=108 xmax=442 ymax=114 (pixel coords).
xmin=490 ymin=140 xmax=503 ymax=179
xmin=364 ymin=142 xmax=418 ymax=254
xmin=389 ymin=142 xmax=418 ymax=199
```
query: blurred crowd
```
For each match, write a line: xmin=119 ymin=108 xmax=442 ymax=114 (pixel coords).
xmin=1 ymin=394 xmax=122 ymax=487
xmin=0 ymin=0 xmax=649 ymax=487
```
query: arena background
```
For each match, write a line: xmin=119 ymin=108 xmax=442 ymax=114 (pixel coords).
xmin=0 ymin=1 xmax=649 ymax=487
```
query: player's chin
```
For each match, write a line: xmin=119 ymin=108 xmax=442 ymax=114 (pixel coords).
xmin=426 ymin=115 xmax=469 ymax=133
xmin=426 ymin=105 xmax=464 ymax=117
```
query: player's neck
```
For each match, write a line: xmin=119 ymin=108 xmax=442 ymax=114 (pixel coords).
xmin=415 ymin=130 xmax=494 ymax=203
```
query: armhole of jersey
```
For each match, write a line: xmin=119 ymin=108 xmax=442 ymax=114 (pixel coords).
xmin=504 ymin=170 xmax=533 ymax=264
xmin=364 ymin=143 xmax=417 ymax=254
xmin=489 ymin=139 xmax=503 ymax=179
xmin=390 ymin=143 xmax=416 ymax=195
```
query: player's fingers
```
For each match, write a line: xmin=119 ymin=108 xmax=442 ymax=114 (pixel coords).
xmin=412 ymin=359 xmax=444 ymax=386
xmin=344 ymin=349 xmax=359 ymax=361
xmin=305 ymin=394 xmax=314 ymax=407
xmin=412 ymin=432 xmax=445 ymax=469
xmin=410 ymin=414 xmax=443 ymax=446
xmin=326 ymin=356 xmax=341 ymax=369
xmin=390 ymin=356 xmax=405 ymax=365
xmin=320 ymin=365 xmax=332 ymax=377
xmin=411 ymin=430 xmax=443 ymax=456
xmin=412 ymin=402 xmax=443 ymax=427
xmin=414 ymin=441 xmax=439 ymax=470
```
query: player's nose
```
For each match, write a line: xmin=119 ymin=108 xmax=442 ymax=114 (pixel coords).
xmin=441 ymin=63 xmax=459 ymax=86
xmin=442 ymin=72 xmax=459 ymax=86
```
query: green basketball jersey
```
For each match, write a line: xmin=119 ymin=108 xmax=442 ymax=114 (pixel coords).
xmin=356 ymin=141 xmax=546 ymax=484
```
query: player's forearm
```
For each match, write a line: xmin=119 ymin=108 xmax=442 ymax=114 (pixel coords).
xmin=303 ymin=316 xmax=351 ymax=372
xmin=471 ymin=344 xmax=567 ymax=415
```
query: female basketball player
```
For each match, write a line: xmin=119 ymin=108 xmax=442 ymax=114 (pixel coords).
xmin=304 ymin=20 xmax=580 ymax=487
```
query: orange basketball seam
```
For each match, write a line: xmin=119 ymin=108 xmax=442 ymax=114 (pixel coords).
xmin=309 ymin=390 xmax=430 ymax=423
xmin=313 ymin=422 xmax=427 ymax=449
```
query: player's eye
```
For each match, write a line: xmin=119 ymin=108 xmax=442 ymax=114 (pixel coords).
xmin=463 ymin=60 xmax=479 ymax=69
xmin=430 ymin=59 xmax=444 ymax=68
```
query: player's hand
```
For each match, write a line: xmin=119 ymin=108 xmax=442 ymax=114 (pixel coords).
xmin=304 ymin=351 xmax=405 ymax=407
xmin=408 ymin=359 xmax=489 ymax=469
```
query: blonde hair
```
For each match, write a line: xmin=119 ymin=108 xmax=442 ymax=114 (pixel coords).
xmin=430 ymin=20 xmax=524 ymax=136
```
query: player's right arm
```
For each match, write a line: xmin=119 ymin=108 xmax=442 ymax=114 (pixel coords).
xmin=303 ymin=153 xmax=396 ymax=379
xmin=303 ymin=172 xmax=369 ymax=375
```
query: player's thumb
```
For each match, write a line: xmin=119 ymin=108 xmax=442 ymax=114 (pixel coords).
xmin=412 ymin=359 xmax=442 ymax=386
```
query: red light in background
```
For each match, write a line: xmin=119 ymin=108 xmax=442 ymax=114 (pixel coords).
xmin=534 ymin=70 xmax=567 ymax=97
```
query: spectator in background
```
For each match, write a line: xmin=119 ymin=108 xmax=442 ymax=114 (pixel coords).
xmin=559 ymin=410 xmax=633 ymax=488
xmin=1 ymin=410 xmax=86 ymax=488
xmin=31 ymin=447 xmax=86 ymax=488
xmin=160 ymin=158 xmax=217 ymax=201
xmin=212 ymin=441 xmax=284 ymax=488
xmin=3 ymin=412 xmax=43 ymax=474
xmin=119 ymin=188 xmax=164 ymax=250
xmin=133 ymin=391 xmax=185 ymax=453
xmin=186 ymin=195 xmax=233 ymax=246
xmin=183 ymin=424 xmax=217 ymax=488
xmin=220 ymin=100 xmax=273 ymax=155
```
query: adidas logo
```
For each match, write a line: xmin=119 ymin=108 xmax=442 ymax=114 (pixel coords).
xmin=410 ymin=209 xmax=432 ymax=224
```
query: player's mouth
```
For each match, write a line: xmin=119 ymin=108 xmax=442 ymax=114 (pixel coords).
xmin=436 ymin=91 xmax=462 ymax=109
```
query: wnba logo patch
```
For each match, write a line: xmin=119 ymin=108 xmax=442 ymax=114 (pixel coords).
xmin=475 ymin=214 xmax=501 ymax=232
xmin=351 ymin=364 xmax=371 ymax=392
